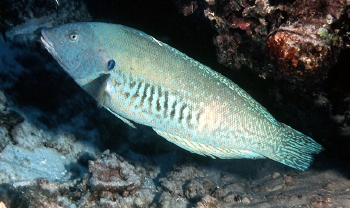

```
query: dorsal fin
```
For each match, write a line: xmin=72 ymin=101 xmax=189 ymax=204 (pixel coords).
xmin=82 ymin=73 xmax=110 ymax=107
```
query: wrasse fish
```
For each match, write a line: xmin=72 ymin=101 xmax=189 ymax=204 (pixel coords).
xmin=41 ymin=22 xmax=322 ymax=170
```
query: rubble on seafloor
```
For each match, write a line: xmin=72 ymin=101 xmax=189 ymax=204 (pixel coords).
xmin=1 ymin=84 xmax=350 ymax=207
xmin=88 ymin=150 xmax=141 ymax=198
xmin=1 ymin=0 xmax=350 ymax=207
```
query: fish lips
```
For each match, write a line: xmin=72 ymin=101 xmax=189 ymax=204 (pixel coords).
xmin=40 ymin=29 xmax=55 ymax=54
xmin=41 ymin=28 xmax=70 ymax=72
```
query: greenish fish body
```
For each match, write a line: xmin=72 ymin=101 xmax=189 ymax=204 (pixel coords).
xmin=41 ymin=22 xmax=322 ymax=170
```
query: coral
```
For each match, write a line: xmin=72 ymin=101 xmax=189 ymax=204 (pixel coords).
xmin=230 ymin=15 xmax=253 ymax=33
xmin=213 ymin=31 xmax=240 ymax=69
xmin=202 ymin=0 xmax=348 ymax=82
xmin=265 ymin=29 xmax=331 ymax=81
xmin=88 ymin=150 xmax=141 ymax=197
xmin=173 ymin=0 xmax=199 ymax=16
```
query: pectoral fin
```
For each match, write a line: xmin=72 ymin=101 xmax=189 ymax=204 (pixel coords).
xmin=82 ymin=73 xmax=111 ymax=107
xmin=153 ymin=129 xmax=265 ymax=159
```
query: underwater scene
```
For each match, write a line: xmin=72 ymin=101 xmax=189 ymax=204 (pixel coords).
xmin=0 ymin=0 xmax=350 ymax=207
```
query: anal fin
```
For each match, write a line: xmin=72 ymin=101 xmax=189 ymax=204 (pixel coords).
xmin=153 ymin=129 xmax=265 ymax=159
xmin=105 ymin=106 xmax=136 ymax=129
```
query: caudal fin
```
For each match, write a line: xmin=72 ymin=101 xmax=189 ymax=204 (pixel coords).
xmin=273 ymin=124 xmax=323 ymax=171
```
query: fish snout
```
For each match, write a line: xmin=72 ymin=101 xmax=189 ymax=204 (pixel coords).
xmin=40 ymin=29 xmax=55 ymax=52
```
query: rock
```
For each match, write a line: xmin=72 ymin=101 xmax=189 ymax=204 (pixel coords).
xmin=265 ymin=177 xmax=285 ymax=192
xmin=283 ymin=175 xmax=295 ymax=186
xmin=272 ymin=172 xmax=281 ymax=179
xmin=0 ymin=91 xmax=24 ymax=134
xmin=184 ymin=179 xmax=206 ymax=202
xmin=241 ymin=197 xmax=251 ymax=203
xmin=195 ymin=195 xmax=218 ymax=208
xmin=223 ymin=193 xmax=242 ymax=203
xmin=159 ymin=165 xmax=205 ymax=197
xmin=88 ymin=150 xmax=141 ymax=197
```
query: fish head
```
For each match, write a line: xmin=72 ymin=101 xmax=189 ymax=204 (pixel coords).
xmin=41 ymin=22 xmax=113 ymax=86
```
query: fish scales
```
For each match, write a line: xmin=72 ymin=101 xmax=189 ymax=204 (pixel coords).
xmin=41 ymin=22 xmax=323 ymax=170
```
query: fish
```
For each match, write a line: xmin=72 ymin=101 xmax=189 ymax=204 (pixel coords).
xmin=40 ymin=22 xmax=323 ymax=170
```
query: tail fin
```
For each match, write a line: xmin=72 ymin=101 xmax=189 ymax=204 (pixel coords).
xmin=273 ymin=124 xmax=323 ymax=171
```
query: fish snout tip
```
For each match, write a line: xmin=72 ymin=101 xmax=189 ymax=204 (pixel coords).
xmin=40 ymin=29 xmax=53 ymax=49
xmin=40 ymin=28 xmax=48 ymax=39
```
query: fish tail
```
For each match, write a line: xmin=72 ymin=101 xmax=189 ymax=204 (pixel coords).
xmin=273 ymin=124 xmax=323 ymax=171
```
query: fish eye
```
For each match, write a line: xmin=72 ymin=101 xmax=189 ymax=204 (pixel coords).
xmin=69 ymin=33 xmax=79 ymax=42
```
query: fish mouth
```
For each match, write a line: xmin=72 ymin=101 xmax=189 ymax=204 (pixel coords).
xmin=40 ymin=28 xmax=68 ymax=70
xmin=40 ymin=29 xmax=55 ymax=52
